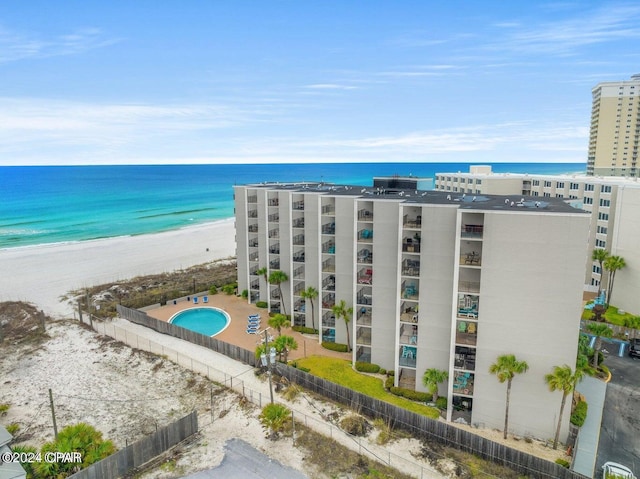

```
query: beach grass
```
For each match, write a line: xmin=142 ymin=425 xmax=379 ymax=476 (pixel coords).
xmin=295 ymin=356 xmax=440 ymax=419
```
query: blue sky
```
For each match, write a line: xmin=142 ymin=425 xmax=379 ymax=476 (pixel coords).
xmin=1 ymin=1 xmax=639 ymax=165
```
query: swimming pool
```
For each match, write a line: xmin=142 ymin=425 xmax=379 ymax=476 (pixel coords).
xmin=169 ymin=307 xmax=230 ymax=336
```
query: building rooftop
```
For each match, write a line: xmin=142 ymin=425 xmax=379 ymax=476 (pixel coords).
xmin=239 ymin=182 xmax=586 ymax=214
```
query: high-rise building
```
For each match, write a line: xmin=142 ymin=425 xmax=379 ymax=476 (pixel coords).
xmin=234 ymin=181 xmax=589 ymax=440
xmin=587 ymin=74 xmax=640 ymax=177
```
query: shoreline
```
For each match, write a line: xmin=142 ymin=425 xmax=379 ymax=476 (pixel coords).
xmin=0 ymin=219 xmax=236 ymax=318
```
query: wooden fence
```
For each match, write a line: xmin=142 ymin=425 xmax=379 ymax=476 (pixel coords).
xmin=114 ymin=305 xmax=588 ymax=479
xmin=116 ymin=304 xmax=256 ymax=366
xmin=68 ymin=411 xmax=198 ymax=479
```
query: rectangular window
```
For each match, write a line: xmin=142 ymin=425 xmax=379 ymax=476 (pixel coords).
xmin=584 ymin=197 xmax=593 ymax=205
xmin=597 ymin=226 xmax=608 ymax=235
xmin=598 ymin=212 xmax=609 ymax=221
xmin=570 ymin=183 xmax=579 ymax=190
xmin=557 ymin=182 xmax=565 ymax=188
xmin=592 ymin=265 xmax=601 ymax=274
xmin=601 ymin=185 xmax=612 ymax=193
xmin=544 ymin=181 xmax=552 ymax=187
xmin=600 ymin=199 xmax=611 ymax=207
xmin=596 ymin=239 xmax=606 ymax=248
xmin=533 ymin=180 xmax=540 ymax=186
xmin=585 ymin=184 xmax=595 ymax=191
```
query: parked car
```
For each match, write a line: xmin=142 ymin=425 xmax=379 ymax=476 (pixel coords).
xmin=602 ymin=461 xmax=637 ymax=479
xmin=629 ymin=338 xmax=640 ymax=359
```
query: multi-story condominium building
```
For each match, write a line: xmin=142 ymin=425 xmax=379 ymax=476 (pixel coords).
xmin=234 ymin=182 xmax=589 ymax=440
xmin=587 ymin=74 xmax=640 ymax=178
xmin=435 ymin=166 xmax=640 ymax=314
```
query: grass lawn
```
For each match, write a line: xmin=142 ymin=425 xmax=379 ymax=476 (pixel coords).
xmin=582 ymin=304 xmax=637 ymax=326
xmin=295 ymin=356 xmax=440 ymax=419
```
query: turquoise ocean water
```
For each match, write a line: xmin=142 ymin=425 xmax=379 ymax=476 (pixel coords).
xmin=0 ymin=163 xmax=584 ymax=249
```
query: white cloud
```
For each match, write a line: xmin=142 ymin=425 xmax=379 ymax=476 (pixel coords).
xmin=304 ymin=83 xmax=358 ymax=90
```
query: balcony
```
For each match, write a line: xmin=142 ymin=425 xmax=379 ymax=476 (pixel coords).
xmin=457 ymin=294 xmax=479 ymax=319
xmin=322 ymin=241 xmax=335 ymax=254
xmin=357 ymin=229 xmax=373 ymax=242
xmin=293 ymin=299 xmax=306 ymax=313
xmin=454 ymin=346 xmax=476 ymax=371
xmin=247 ymin=209 xmax=258 ymax=218
xmin=400 ymin=302 xmax=418 ymax=323
xmin=322 ymin=222 xmax=335 ymax=235
xmin=322 ymin=293 xmax=335 ymax=309
xmin=403 ymin=215 xmax=422 ymax=229
xmin=292 ymin=200 xmax=305 ymax=210
xmin=402 ymin=239 xmax=420 ymax=253
xmin=293 ymin=250 xmax=305 ymax=263
xmin=293 ymin=265 xmax=305 ymax=279
xmin=268 ymin=228 xmax=279 ymax=239
xmin=399 ymin=346 xmax=417 ymax=368
xmin=321 ymin=204 xmax=335 ymax=215
xmin=357 ymin=268 xmax=373 ymax=285
xmin=249 ymin=252 xmax=259 ymax=262
xmin=269 ymin=244 xmax=280 ymax=254
xmin=269 ymin=259 xmax=280 ymax=269
xmin=248 ymin=239 xmax=259 ymax=248
xmin=458 ymin=281 xmax=480 ymax=294
xmin=322 ymin=257 xmax=335 ymax=272
xmin=401 ymin=282 xmax=419 ymax=300
xmin=293 ymin=281 xmax=305 ymax=296
xmin=456 ymin=320 xmax=477 ymax=346
xmin=399 ymin=324 xmax=418 ymax=345
xmin=293 ymin=234 xmax=305 ymax=246
xmin=356 ymin=346 xmax=371 ymax=363
xmin=247 ymin=195 xmax=257 ymax=204
xmin=270 ymin=289 xmax=281 ymax=300
xmin=268 ymin=198 xmax=279 ymax=207
xmin=460 ymin=252 xmax=481 ymax=266
xmin=249 ymin=265 xmax=260 ymax=276
xmin=356 ymin=307 xmax=371 ymax=326
xmin=357 ymin=248 xmax=372 ymax=264
xmin=356 ymin=291 xmax=372 ymax=306
xmin=461 ymin=224 xmax=483 ymax=239
xmin=322 ymin=275 xmax=335 ymax=291
xmin=356 ymin=327 xmax=372 ymax=346
xmin=250 ymin=279 xmax=260 ymax=290
xmin=357 ymin=209 xmax=373 ymax=221
xmin=292 ymin=218 xmax=305 ymax=228
xmin=322 ymin=328 xmax=336 ymax=343
xmin=248 ymin=223 xmax=258 ymax=233
xmin=452 ymin=371 xmax=475 ymax=396
xmin=322 ymin=311 xmax=336 ymax=328
xmin=401 ymin=259 xmax=420 ymax=276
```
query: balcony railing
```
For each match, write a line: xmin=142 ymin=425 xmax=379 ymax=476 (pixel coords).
xmin=357 ymin=268 xmax=373 ymax=285
xmin=247 ymin=195 xmax=257 ymax=203
xmin=357 ymin=209 xmax=373 ymax=221
xmin=403 ymin=215 xmax=422 ymax=228
xmin=250 ymin=280 xmax=260 ymax=290
xmin=322 ymin=312 xmax=336 ymax=328
xmin=322 ymin=293 xmax=335 ymax=309
xmin=322 ymin=258 xmax=335 ymax=272
xmin=268 ymin=213 xmax=279 ymax=222
xmin=268 ymin=198 xmax=279 ymax=207
xmin=460 ymin=252 xmax=481 ymax=266
xmin=248 ymin=239 xmax=259 ymax=248
xmin=292 ymin=200 xmax=305 ymax=210
xmin=356 ymin=307 xmax=371 ymax=325
xmin=269 ymin=259 xmax=280 ymax=269
xmin=458 ymin=281 xmax=480 ymax=294
xmin=400 ymin=324 xmax=418 ymax=345
xmin=401 ymin=259 xmax=420 ymax=276
xmin=268 ymin=229 xmax=279 ymax=238
xmin=399 ymin=346 xmax=417 ymax=368
xmin=400 ymin=302 xmax=418 ymax=323
xmin=292 ymin=218 xmax=305 ymax=228
xmin=249 ymin=252 xmax=259 ymax=262
xmin=322 ymin=223 xmax=335 ymax=235
xmin=357 ymin=248 xmax=372 ymax=264
xmin=453 ymin=372 xmax=474 ymax=395
xmin=455 ymin=347 xmax=476 ymax=371
xmin=356 ymin=328 xmax=372 ymax=346
xmin=322 ymin=275 xmax=335 ymax=291
xmin=321 ymin=204 xmax=335 ymax=215
xmin=402 ymin=241 xmax=420 ymax=253
xmin=293 ymin=300 xmax=306 ymax=312
xmin=456 ymin=321 xmax=478 ymax=346
xmin=293 ymin=266 xmax=305 ymax=279
xmin=269 ymin=244 xmax=280 ymax=254
xmin=293 ymin=282 xmax=305 ymax=295
xmin=402 ymin=282 xmax=419 ymax=300
xmin=248 ymin=224 xmax=258 ymax=233
xmin=270 ymin=289 xmax=281 ymax=299
xmin=356 ymin=292 xmax=372 ymax=305
xmin=247 ymin=209 xmax=258 ymax=218
xmin=322 ymin=242 xmax=335 ymax=254
xmin=293 ymin=251 xmax=305 ymax=263
xmin=249 ymin=265 xmax=259 ymax=276
xmin=461 ymin=225 xmax=483 ymax=239
xmin=357 ymin=229 xmax=373 ymax=242
xmin=293 ymin=234 xmax=305 ymax=246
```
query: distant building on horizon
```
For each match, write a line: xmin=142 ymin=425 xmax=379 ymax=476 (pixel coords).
xmin=587 ymin=74 xmax=640 ymax=178
xmin=435 ymin=166 xmax=640 ymax=315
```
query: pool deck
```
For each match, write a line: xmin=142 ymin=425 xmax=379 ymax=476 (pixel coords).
xmin=145 ymin=294 xmax=351 ymax=362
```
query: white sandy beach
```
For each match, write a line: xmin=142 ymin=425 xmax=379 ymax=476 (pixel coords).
xmin=0 ymin=219 xmax=236 ymax=317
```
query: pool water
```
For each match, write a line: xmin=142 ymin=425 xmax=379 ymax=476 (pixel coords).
xmin=169 ymin=307 xmax=230 ymax=336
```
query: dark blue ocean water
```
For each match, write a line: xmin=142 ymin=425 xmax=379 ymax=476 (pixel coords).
xmin=0 ymin=163 xmax=584 ymax=249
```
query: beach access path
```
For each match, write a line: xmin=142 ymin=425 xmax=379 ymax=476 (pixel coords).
xmin=0 ymin=219 xmax=236 ymax=317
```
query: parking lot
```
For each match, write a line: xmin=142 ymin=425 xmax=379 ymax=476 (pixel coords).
xmin=595 ymin=340 xmax=640 ymax=477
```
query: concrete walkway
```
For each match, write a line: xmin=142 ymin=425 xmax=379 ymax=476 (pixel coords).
xmin=573 ymin=376 xmax=608 ymax=478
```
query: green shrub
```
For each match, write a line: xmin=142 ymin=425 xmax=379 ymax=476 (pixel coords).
xmin=292 ymin=325 xmax=319 ymax=334
xmin=385 ymin=375 xmax=395 ymax=389
xmin=555 ymin=458 xmax=570 ymax=468
xmin=222 ymin=283 xmax=236 ymax=295
xmin=387 ymin=370 xmax=395 ymax=377
xmin=570 ymin=400 xmax=588 ymax=427
xmin=209 ymin=285 xmax=218 ymax=295
xmin=435 ymin=397 xmax=448 ymax=410
xmin=5 ymin=423 xmax=19 ymax=435
xmin=389 ymin=387 xmax=432 ymax=403
xmin=355 ymin=362 xmax=381 ymax=373
xmin=241 ymin=289 xmax=249 ymax=299
xmin=378 ymin=368 xmax=386 ymax=375
xmin=0 ymin=403 xmax=10 ymax=416
xmin=256 ymin=301 xmax=268 ymax=308
xmin=321 ymin=342 xmax=349 ymax=352
xmin=340 ymin=414 xmax=371 ymax=436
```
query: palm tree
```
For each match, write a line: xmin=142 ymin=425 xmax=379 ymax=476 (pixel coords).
xmin=274 ymin=335 xmax=298 ymax=363
xmin=300 ymin=286 xmax=318 ymax=331
xmin=587 ymin=322 xmax=613 ymax=368
xmin=268 ymin=270 xmax=289 ymax=315
xmin=256 ymin=267 xmax=268 ymax=284
xmin=591 ymin=248 xmax=609 ymax=299
xmin=422 ymin=368 xmax=449 ymax=404
xmin=576 ymin=333 xmax=596 ymax=376
xmin=489 ymin=354 xmax=529 ymax=439
xmin=259 ymin=403 xmax=291 ymax=440
xmin=545 ymin=365 xmax=584 ymax=449
xmin=332 ymin=300 xmax=353 ymax=351
xmin=268 ymin=313 xmax=291 ymax=337
xmin=603 ymin=255 xmax=626 ymax=307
